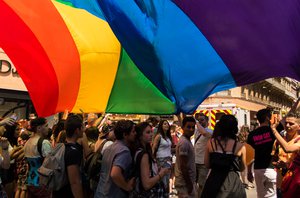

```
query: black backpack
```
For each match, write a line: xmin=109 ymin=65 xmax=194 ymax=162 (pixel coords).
xmin=84 ymin=139 xmax=108 ymax=191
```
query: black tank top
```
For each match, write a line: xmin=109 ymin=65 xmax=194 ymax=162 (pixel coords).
xmin=209 ymin=138 xmax=241 ymax=171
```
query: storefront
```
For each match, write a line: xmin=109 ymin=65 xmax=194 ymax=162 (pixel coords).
xmin=0 ymin=48 xmax=34 ymax=119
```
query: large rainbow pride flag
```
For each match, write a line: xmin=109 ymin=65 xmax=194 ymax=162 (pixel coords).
xmin=0 ymin=0 xmax=175 ymax=116
xmin=1 ymin=0 xmax=300 ymax=117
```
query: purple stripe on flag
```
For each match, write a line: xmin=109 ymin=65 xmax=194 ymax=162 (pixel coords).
xmin=172 ymin=0 xmax=300 ymax=85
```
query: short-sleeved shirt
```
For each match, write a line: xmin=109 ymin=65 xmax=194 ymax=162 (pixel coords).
xmin=53 ymin=143 xmax=83 ymax=198
xmin=95 ymin=140 xmax=133 ymax=198
xmin=247 ymin=126 xmax=276 ymax=169
xmin=175 ymin=136 xmax=196 ymax=187
xmin=194 ymin=127 xmax=213 ymax=164
xmin=101 ymin=141 xmax=113 ymax=155
xmin=24 ymin=136 xmax=52 ymax=186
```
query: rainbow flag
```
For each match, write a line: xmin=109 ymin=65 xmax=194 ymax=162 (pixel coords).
xmin=0 ymin=0 xmax=175 ymax=116
xmin=1 ymin=0 xmax=300 ymax=117
xmin=98 ymin=0 xmax=300 ymax=111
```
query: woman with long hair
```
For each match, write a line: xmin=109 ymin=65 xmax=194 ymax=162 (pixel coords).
xmin=131 ymin=122 xmax=169 ymax=197
xmin=152 ymin=120 xmax=172 ymax=196
xmin=237 ymin=125 xmax=254 ymax=189
xmin=201 ymin=115 xmax=246 ymax=198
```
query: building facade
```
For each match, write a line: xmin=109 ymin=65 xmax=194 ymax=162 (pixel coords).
xmin=200 ymin=78 xmax=299 ymax=129
xmin=0 ymin=48 xmax=34 ymax=119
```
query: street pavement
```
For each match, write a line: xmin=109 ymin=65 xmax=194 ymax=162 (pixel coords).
xmin=170 ymin=185 xmax=258 ymax=197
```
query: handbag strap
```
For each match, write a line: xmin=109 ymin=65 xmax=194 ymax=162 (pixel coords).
xmin=194 ymin=134 xmax=202 ymax=145
xmin=37 ymin=137 xmax=44 ymax=158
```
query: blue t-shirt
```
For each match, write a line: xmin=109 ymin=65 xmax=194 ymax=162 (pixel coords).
xmin=95 ymin=140 xmax=133 ymax=198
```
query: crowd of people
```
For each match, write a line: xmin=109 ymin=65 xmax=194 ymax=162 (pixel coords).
xmin=0 ymin=104 xmax=299 ymax=198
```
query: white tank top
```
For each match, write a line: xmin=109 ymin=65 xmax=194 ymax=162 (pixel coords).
xmin=156 ymin=135 xmax=172 ymax=158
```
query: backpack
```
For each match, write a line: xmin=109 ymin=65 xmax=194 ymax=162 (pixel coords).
xmin=129 ymin=149 xmax=165 ymax=198
xmin=84 ymin=139 xmax=108 ymax=191
xmin=37 ymin=137 xmax=44 ymax=158
xmin=37 ymin=143 xmax=68 ymax=191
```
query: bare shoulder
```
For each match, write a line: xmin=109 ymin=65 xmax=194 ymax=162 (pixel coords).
xmin=235 ymin=141 xmax=246 ymax=155
xmin=154 ymin=134 xmax=161 ymax=142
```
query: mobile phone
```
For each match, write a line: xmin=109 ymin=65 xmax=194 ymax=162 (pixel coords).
xmin=163 ymin=161 xmax=172 ymax=169
xmin=10 ymin=114 xmax=18 ymax=121
xmin=270 ymin=114 xmax=278 ymax=125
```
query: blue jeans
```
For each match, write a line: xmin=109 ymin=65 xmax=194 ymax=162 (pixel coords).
xmin=157 ymin=157 xmax=172 ymax=195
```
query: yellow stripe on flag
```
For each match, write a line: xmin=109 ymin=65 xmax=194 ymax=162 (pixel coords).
xmin=53 ymin=2 xmax=121 ymax=113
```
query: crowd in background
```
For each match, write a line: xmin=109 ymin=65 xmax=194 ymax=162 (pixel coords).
xmin=0 ymin=100 xmax=299 ymax=198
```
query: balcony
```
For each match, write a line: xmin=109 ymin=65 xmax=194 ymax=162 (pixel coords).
xmin=265 ymin=78 xmax=286 ymax=93
xmin=285 ymin=90 xmax=297 ymax=99
xmin=215 ymin=90 xmax=231 ymax=96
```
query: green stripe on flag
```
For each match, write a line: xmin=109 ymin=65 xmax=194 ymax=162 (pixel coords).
xmin=106 ymin=49 xmax=176 ymax=114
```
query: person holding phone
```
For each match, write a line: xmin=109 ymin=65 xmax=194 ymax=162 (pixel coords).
xmin=130 ymin=122 xmax=169 ymax=197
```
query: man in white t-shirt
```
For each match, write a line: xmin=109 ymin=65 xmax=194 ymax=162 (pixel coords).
xmin=194 ymin=113 xmax=213 ymax=197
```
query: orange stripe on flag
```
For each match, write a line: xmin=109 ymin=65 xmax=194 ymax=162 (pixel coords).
xmin=4 ymin=0 xmax=81 ymax=114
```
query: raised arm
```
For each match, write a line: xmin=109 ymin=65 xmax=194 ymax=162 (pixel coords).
xmin=196 ymin=121 xmax=212 ymax=138
xmin=271 ymin=123 xmax=300 ymax=153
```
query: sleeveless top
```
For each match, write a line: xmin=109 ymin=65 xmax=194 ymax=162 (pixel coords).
xmin=156 ymin=135 xmax=172 ymax=158
xmin=210 ymin=138 xmax=241 ymax=172
xmin=26 ymin=157 xmax=43 ymax=186
xmin=201 ymin=138 xmax=246 ymax=198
